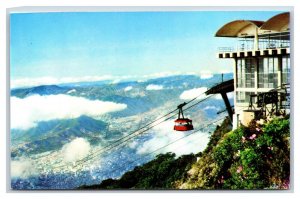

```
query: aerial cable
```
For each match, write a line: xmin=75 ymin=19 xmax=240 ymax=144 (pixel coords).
xmin=29 ymin=104 xmax=178 ymax=162
xmin=39 ymin=91 xmax=214 ymax=171
xmin=32 ymin=90 xmax=209 ymax=162
xmin=49 ymin=94 xmax=215 ymax=171
xmin=59 ymin=94 xmax=214 ymax=170
xmin=50 ymin=108 xmax=182 ymax=171
xmin=73 ymin=108 xmax=184 ymax=167
xmin=183 ymin=94 xmax=213 ymax=112
xmin=75 ymin=94 xmax=213 ymax=165
xmin=85 ymin=116 xmax=226 ymax=176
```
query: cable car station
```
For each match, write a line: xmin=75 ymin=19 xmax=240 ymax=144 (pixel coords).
xmin=215 ymin=12 xmax=290 ymax=128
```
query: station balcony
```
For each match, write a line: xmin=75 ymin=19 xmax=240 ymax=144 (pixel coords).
xmin=217 ymin=32 xmax=290 ymax=58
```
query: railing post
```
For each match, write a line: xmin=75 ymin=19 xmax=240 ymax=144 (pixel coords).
xmin=254 ymin=27 xmax=259 ymax=51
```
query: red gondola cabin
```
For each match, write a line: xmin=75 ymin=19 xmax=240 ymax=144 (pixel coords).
xmin=174 ymin=118 xmax=194 ymax=131
xmin=174 ymin=102 xmax=194 ymax=131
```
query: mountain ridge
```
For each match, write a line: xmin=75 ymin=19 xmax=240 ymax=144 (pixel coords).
xmin=11 ymin=115 xmax=109 ymax=157
xmin=78 ymin=116 xmax=290 ymax=189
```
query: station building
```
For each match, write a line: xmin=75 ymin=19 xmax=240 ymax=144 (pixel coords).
xmin=215 ymin=12 xmax=290 ymax=128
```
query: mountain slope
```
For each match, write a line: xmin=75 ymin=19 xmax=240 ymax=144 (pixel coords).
xmin=79 ymin=116 xmax=290 ymax=190
xmin=179 ymin=116 xmax=290 ymax=189
xmin=79 ymin=152 xmax=199 ymax=189
xmin=11 ymin=116 xmax=109 ymax=157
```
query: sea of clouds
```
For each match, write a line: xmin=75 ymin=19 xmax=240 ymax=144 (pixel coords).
xmin=11 ymin=94 xmax=127 ymax=130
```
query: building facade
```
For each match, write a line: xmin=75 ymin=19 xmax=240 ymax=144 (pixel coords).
xmin=215 ymin=12 xmax=290 ymax=129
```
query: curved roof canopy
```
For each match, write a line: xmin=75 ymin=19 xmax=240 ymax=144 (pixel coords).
xmin=215 ymin=20 xmax=264 ymax=38
xmin=260 ymin=12 xmax=289 ymax=32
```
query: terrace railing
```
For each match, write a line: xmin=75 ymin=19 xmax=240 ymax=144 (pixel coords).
xmin=217 ymin=32 xmax=290 ymax=53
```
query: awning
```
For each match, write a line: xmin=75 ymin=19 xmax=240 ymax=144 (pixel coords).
xmin=260 ymin=12 xmax=289 ymax=32
xmin=215 ymin=20 xmax=264 ymax=38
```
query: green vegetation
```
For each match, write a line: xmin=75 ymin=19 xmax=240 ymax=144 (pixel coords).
xmin=79 ymin=152 xmax=198 ymax=189
xmin=181 ymin=116 xmax=290 ymax=189
xmin=79 ymin=116 xmax=290 ymax=190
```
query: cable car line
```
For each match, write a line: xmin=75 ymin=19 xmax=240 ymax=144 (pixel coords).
xmin=73 ymin=113 xmax=178 ymax=168
xmin=41 ymin=90 xmax=207 ymax=164
xmin=50 ymin=93 xmax=214 ymax=171
xmin=52 ymin=110 xmax=181 ymax=170
xmin=33 ymin=92 xmax=209 ymax=162
xmin=184 ymin=89 xmax=209 ymax=105
xmin=72 ymin=94 xmax=214 ymax=168
xmin=30 ymin=107 xmax=179 ymax=162
xmin=72 ymin=109 xmax=184 ymax=165
xmin=84 ymin=116 xmax=226 ymax=176
xmin=50 ymin=110 xmax=181 ymax=171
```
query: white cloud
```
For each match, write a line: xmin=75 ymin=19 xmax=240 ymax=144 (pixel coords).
xmin=203 ymin=106 xmax=220 ymax=111
xmin=196 ymin=71 xmax=214 ymax=79
xmin=124 ymin=86 xmax=133 ymax=92
xmin=142 ymin=71 xmax=198 ymax=80
xmin=141 ymin=71 xmax=180 ymax=79
xmin=11 ymin=73 xmax=179 ymax=89
xmin=146 ymin=84 xmax=164 ymax=90
xmin=66 ymin=89 xmax=76 ymax=94
xmin=128 ymin=140 xmax=138 ymax=149
xmin=11 ymin=71 xmax=200 ymax=89
xmin=214 ymin=92 xmax=234 ymax=100
xmin=137 ymin=120 xmax=210 ymax=156
xmin=11 ymin=75 xmax=114 ymax=89
xmin=201 ymin=74 xmax=213 ymax=79
xmin=61 ymin=138 xmax=91 ymax=163
xmin=11 ymin=158 xmax=38 ymax=179
xmin=11 ymin=94 xmax=127 ymax=130
xmin=179 ymin=87 xmax=207 ymax=100
xmin=111 ymin=79 xmax=121 ymax=84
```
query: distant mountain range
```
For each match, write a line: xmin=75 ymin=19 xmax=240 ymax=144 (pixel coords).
xmin=11 ymin=73 xmax=233 ymax=189
xmin=11 ymin=74 xmax=232 ymax=98
xmin=11 ymin=85 xmax=70 ymax=98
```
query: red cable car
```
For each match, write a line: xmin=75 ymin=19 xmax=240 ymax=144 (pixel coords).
xmin=174 ymin=102 xmax=194 ymax=131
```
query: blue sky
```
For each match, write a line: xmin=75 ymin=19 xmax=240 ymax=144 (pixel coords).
xmin=10 ymin=11 xmax=283 ymax=86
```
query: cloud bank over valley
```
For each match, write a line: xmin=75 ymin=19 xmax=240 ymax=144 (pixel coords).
xmin=11 ymin=94 xmax=127 ymax=130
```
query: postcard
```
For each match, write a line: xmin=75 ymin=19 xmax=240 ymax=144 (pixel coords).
xmin=10 ymin=9 xmax=291 ymax=190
